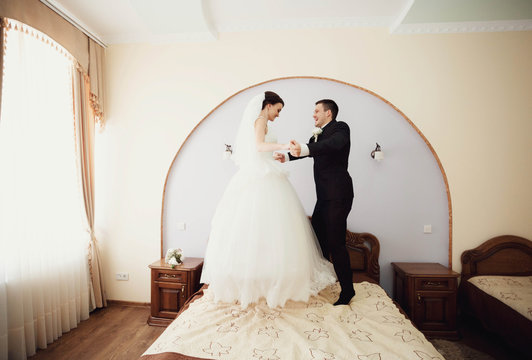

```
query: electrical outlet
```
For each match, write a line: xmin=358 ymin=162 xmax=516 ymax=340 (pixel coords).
xmin=177 ymin=222 xmax=186 ymax=231
xmin=423 ymin=225 xmax=432 ymax=234
xmin=115 ymin=272 xmax=129 ymax=281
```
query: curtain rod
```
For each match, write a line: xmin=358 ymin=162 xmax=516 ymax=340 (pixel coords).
xmin=39 ymin=0 xmax=107 ymax=48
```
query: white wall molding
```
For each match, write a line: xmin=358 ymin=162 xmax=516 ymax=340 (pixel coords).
xmin=393 ymin=19 xmax=532 ymax=34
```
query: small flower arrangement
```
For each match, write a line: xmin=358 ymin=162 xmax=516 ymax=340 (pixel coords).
xmin=165 ymin=248 xmax=185 ymax=268
xmin=312 ymin=127 xmax=323 ymax=142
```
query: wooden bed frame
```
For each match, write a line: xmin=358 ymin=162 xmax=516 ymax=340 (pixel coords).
xmin=461 ymin=235 xmax=532 ymax=279
xmin=459 ymin=234 xmax=532 ymax=354
xmin=345 ymin=230 xmax=380 ymax=284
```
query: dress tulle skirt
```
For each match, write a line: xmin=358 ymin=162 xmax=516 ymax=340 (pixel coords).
xmin=200 ymin=160 xmax=337 ymax=308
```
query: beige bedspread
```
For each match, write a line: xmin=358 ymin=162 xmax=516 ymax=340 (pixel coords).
xmin=467 ymin=275 xmax=532 ymax=320
xmin=143 ymin=282 xmax=444 ymax=360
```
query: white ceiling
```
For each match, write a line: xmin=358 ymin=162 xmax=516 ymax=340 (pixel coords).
xmin=40 ymin=0 xmax=532 ymax=47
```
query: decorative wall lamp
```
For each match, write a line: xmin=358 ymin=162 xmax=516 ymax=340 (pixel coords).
xmin=223 ymin=144 xmax=233 ymax=159
xmin=370 ymin=143 xmax=384 ymax=161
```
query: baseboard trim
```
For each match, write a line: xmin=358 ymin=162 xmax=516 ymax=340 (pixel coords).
xmin=107 ymin=299 xmax=150 ymax=308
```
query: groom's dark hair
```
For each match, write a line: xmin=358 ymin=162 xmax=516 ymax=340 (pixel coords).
xmin=263 ymin=91 xmax=284 ymax=109
xmin=316 ymin=99 xmax=338 ymax=121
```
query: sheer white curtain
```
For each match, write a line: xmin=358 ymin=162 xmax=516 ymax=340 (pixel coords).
xmin=0 ymin=21 xmax=90 ymax=359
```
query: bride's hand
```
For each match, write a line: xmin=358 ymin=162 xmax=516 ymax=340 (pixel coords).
xmin=273 ymin=152 xmax=286 ymax=163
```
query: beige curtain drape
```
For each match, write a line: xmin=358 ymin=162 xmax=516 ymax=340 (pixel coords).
xmin=0 ymin=16 xmax=4 ymax=117
xmin=0 ymin=14 xmax=107 ymax=310
xmin=1 ymin=3 xmax=107 ymax=307
xmin=89 ymin=39 xmax=105 ymax=128
xmin=72 ymin=67 xmax=107 ymax=309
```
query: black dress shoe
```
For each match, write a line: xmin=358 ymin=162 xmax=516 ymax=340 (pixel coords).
xmin=334 ymin=291 xmax=355 ymax=306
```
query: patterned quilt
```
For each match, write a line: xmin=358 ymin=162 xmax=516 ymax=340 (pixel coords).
xmin=142 ymin=282 xmax=444 ymax=360
xmin=467 ymin=275 xmax=532 ymax=320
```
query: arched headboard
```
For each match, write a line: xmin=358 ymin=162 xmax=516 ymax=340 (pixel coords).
xmin=346 ymin=231 xmax=381 ymax=284
xmin=461 ymin=235 xmax=532 ymax=280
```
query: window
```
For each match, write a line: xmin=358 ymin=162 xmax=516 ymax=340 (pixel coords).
xmin=0 ymin=19 xmax=89 ymax=358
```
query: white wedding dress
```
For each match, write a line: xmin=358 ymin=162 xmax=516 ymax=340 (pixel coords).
xmin=200 ymin=93 xmax=337 ymax=308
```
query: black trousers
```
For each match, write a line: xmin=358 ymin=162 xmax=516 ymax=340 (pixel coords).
xmin=311 ymin=197 xmax=354 ymax=295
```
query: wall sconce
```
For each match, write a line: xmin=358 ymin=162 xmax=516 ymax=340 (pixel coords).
xmin=223 ymin=144 xmax=232 ymax=160
xmin=370 ymin=143 xmax=384 ymax=161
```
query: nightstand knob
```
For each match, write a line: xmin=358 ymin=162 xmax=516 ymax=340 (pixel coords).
xmin=181 ymin=285 xmax=185 ymax=296
xmin=417 ymin=294 xmax=421 ymax=302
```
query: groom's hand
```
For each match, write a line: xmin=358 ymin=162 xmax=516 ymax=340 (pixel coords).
xmin=273 ymin=152 xmax=286 ymax=163
xmin=290 ymin=140 xmax=301 ymax=157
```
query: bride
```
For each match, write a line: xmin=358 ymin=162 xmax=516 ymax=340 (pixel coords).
xmin=200 ymin=91 xmax=337 ymax=308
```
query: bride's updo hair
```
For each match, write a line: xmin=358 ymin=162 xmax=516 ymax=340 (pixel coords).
xmin=262 ymin=91 xmax=284 ymax=109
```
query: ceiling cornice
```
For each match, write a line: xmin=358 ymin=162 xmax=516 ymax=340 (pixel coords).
xmin=393 ymin=19 xmax=532 ymax=34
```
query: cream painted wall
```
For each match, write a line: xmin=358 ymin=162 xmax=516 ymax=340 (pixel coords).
xmin=97 ymin=28 xmax=532 ymax=302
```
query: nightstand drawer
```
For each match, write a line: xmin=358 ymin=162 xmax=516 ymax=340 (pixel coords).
xmin=415 ymin=277 xmax=455 ymax=291
xmin=154 ymin=269 xmax=186 ymax=283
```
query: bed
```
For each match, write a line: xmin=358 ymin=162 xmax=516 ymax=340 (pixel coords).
xmin=141 ymin=231 xmax=444 ymax=360
xmin=459 ymin=234 xmax=532 ymax=354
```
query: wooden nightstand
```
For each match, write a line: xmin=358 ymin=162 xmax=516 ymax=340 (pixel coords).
xmin=391 ymin=262 xmax=459 ymax=340
xmin=148 ymin=257 xmax=203 ymax=327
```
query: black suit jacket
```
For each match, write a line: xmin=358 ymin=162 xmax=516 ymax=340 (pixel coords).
xmin=290 ymin=120 xmax=354 ymax=201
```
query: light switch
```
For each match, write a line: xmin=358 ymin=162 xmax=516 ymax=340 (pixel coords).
xmin=424 ymin=225 xmax=432 ymax=234
xmin=177 ymin=222 xmax=186 ymax=231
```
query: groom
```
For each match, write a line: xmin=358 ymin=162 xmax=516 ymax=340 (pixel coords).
xmin=275 ymin=99 xmax=355 ymax=305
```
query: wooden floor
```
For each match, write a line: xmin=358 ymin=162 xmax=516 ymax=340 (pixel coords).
xmin=29 ymin=304 xmax=164 ymax=360
xmin=28 ymin=305 xmax=524 ymax=360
